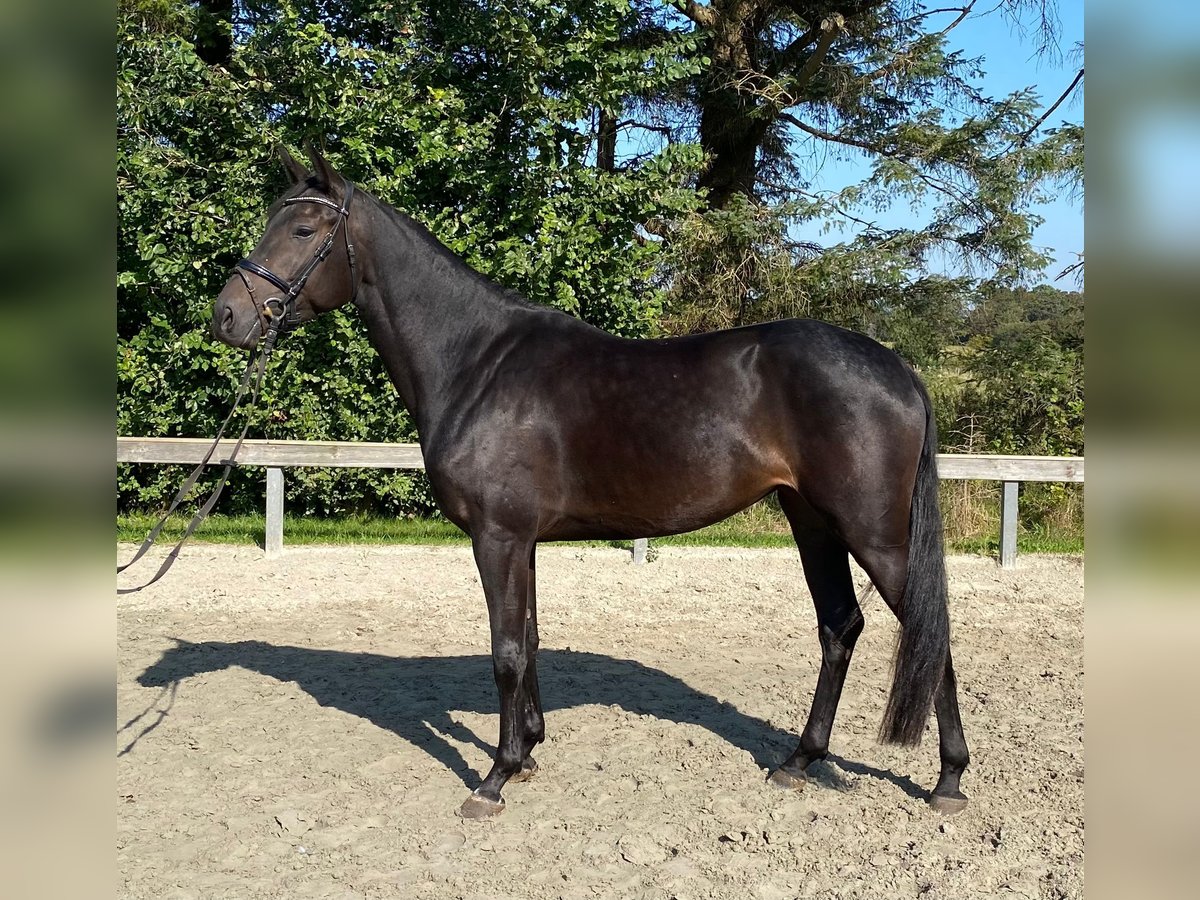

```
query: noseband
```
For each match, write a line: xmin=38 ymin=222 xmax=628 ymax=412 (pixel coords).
xmin=234 ymin=180 xmax=358 ymax=340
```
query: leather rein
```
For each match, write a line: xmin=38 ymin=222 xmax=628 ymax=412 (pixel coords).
xmin=118 ymin=182 xmax=358 ymax=594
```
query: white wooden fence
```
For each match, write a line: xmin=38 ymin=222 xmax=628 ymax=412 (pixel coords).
xmin=118 ymin=438 xmax=1084 ymax=568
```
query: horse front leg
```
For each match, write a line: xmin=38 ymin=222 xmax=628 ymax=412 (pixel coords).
xmin=460 ymin=530 xmax=537 ymax=819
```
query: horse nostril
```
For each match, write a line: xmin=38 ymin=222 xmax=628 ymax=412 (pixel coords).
xmin=221 ymin=306 xmax=235 ymax=335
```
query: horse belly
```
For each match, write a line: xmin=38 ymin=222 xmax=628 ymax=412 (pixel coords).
xmin=540 ymin=427 xmax=791 ymax=540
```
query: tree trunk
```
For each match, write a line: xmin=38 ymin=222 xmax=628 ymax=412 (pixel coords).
xmin=693 ymin=3 xmax=771 ymax=208
xmin=195 ymin=0 xmax=234 ymax=67
xmin=696 ymin=97 xmax=766 ymax=208
xmin=597 ymin=107 xmax=618 ymax=173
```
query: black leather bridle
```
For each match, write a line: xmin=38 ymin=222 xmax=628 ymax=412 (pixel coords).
xmin=233 ymin=180 xmax=358 ymax=338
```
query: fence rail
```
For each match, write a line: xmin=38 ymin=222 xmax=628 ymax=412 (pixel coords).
xmin=119 ymin=437 xmax=1084 ymax=568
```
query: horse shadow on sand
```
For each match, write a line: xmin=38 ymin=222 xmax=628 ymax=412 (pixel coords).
xmin=126 ymin=639 xmax=927 ymax=801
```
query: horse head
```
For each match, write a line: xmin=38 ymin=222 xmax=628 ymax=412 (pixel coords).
xmin=212 ymin=143 xmax=359 ymax=349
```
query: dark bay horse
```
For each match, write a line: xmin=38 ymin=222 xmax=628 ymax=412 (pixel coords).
xmin=211 ymin=145 xmax=969 ymax=818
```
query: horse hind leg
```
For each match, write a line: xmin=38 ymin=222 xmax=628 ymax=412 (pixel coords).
xmin=850 ymin=530 xmax=971 ymax=814
xmin=929 ymin=651 xmax=970 ymax=813
xmin=510 ymin=546 xmax=544 ymax=783
xmin=779 ymin=480 xmax=970 ymax=813
xmin=769 ymin=491 xmax=864 ymax=789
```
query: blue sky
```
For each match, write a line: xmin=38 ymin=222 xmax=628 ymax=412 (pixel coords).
xmin=961 ymin=1 xmax=1084 ymax=280
xmin=789 ymin=1 xmax=1085 ymax=283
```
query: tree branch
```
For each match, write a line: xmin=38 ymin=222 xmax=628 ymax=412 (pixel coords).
xmin=674 ymin=1 xmax=718 ymax=28
xmin=780 ymin=0 xmax=881 ymax=21
xmin=1019 ymin=67 xmax=1084 ymax=145
xmin=793 ymin=186 xmax=884 ymax=233
xmin=779 ymin=113 xmax=979 ymax=209
xmin=768 ymin=2 xmax=887 ymax=96
xmin=779 ymin=112 xmax=886 ymax=157
xmin=929 ymin=0 xmax=976 ymax=40
xmin=1056 ymin=255 xmax=1085 ymax=283
xmin=896 ymin=6 xmax=974 ymax=29
xmin=768 ymin=23 xmax=821 ymax=78
xmin=864 ymin=1 xmax=976 ymax=82
xmin=784 ymin=15 xmax=844 ymax=100
xmin=617 ymin=120 xmax=674 ymax=137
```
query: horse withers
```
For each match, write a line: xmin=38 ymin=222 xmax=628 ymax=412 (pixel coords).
xmin=211 ymin=144 xmax=970 ymax=819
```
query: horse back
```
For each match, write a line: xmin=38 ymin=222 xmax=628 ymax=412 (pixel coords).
xmin=426 ymin=317 xmax=927 ymax=538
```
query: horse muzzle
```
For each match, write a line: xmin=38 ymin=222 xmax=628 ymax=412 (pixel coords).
xmin=212 ymin=287 xmax=266 ymax=350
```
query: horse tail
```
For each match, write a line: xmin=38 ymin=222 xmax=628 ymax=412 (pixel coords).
xmin=878 ymin=374 xmax=950 ymax=746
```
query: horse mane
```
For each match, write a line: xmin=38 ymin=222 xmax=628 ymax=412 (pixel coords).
xmin=369 ymin=191 xmax=556 ymax=315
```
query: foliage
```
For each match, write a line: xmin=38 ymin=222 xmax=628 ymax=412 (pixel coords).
xmin=623 ymin=1 xmax=1085 ymax=285
xmin=930 ymin=284 xmax=1084 ymax=542
xmin=659 ymin=195 xmax=970 ymax=368
xmin=960 ymin=284 xmax=1084 ymax=456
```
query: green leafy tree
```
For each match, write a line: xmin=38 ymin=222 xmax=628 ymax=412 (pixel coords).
xmin=649 ymin=2 xmax=1082 ymax=268
xmin=625 ymin=2 xmax=1084 ymax=337
xmin=961 ymin=284 xmax=1084 ymax=456
xmin=658 ymin=193 xmax=971 ymax=366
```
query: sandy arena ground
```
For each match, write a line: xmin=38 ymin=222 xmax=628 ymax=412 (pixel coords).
xmin=117 ymin=545 xmax=1083 ymax=899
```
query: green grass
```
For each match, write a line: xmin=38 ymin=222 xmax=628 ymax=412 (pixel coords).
xmin=946 ymin=525 xmax=1084 ymax=555
xmin=119 ymin=507 xmax=1082 ymax=554
xmin=118 ymin=512 xmax=472 ymax=546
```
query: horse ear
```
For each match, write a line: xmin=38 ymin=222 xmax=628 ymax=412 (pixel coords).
xmin=277 ymin=144 xmax=308 ymax=185
xmin=303 ymin=139 xmax=344 ymax=199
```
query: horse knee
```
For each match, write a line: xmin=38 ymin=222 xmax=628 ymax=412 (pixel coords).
xmin=491 ymin=637 xmax=526 ymax=689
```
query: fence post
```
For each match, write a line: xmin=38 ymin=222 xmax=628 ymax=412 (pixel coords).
xmin=1000 ymin=480 xmax=1018 ymax=569
xmin=632 ymin=538 xmax=648 ymax=565
xmin=265 ymin=467 xmax=284 ymax=558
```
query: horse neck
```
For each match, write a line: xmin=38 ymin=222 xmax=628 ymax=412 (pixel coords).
xmin=351 ymin=201 xmax=527 ymax=434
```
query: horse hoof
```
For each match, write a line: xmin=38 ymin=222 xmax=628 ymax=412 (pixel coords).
xmin=767 ymin=768 xmax=806 ymax=791
xmin=459 ymin=792 xmax=505 ymax=819
xmin=929 ymin=792 xmax=969 ymax=815
xmin=510 ymin=758 xmax=539 ymax=783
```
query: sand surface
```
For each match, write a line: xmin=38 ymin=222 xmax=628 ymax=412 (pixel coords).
xmin=118 ymin=545 xmax=1083 ymax=899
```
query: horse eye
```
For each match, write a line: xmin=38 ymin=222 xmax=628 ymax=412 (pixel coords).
xmin=294 ymin=226 xmax=315 ymax=238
